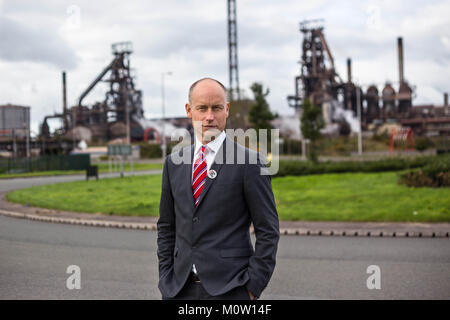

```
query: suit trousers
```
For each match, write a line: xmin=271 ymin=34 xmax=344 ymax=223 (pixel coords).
xmin=162 ymin=274 xmax=251 ymax=300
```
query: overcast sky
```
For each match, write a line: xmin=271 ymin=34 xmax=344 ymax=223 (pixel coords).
xmin=1 ymin=0 xmax=449 ymax=135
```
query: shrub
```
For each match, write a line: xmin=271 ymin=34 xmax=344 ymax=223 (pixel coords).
xmin=414 ymin=137 xmax=434 ymax=151
xmin=398 ymin=154 xmax=450 ymax=188
xmin=422 ymin=156 xmax=449 ymax=176
xmin=138 ymin=142 xmax=179 ymax=159
xmin=281 ymin=138 xmax=303 ymax=155
xmin=139 ymin=143 xmax=162 ymax=159
xmin=398 ymin=170 xmax=435 ymax=188
xmin=371 ymin=131 xmax=390 ymax=145
xmin=275 ymin=156 xmax=434 ymax=177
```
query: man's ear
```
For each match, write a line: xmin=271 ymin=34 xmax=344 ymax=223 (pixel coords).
xmin=225 ymin=102 xmax=230 ymax=118
xmin=185 ymin=103 xmax=192 ymax=118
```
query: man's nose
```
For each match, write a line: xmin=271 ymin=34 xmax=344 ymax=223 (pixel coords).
xmin=205 ymin=109 xmax=215 ymax=121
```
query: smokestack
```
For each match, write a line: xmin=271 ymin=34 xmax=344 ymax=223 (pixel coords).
xmin=62 ymin=71 xmax=67 ymax=113
xmin=398 ymin=37 xmax=404 ymax=84
xmin=445 ymin=92 xmax=449 ymax=115
xmin=347 ymin=58 xmax=352 ymax=83
xmin=62 ymin=71 xmax=68 ymax=129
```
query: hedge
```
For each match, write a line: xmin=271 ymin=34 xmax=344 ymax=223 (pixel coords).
xmin=275 ymin=155 xmax=440 ymax=177
xmin=398 ymin=154 xmax=450 ymax=188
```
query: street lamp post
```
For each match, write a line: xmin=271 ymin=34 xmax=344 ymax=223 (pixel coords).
xmin=161 ymin=71 xmax=172 ymax=160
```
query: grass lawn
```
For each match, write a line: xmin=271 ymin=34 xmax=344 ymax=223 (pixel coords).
xmin=0 ymin=162 xmax=163 ymax=179
xmin=272 ymin=172 xmax=449 ymax=222
xmin=6 ymin=174 xmax=163 ymax=216
xmin=6 ymin=171 xmax=450 ymax=222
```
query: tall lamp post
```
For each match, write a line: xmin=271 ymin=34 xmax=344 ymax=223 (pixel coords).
xmin=161 ymin=71 xmax=172 ymax=160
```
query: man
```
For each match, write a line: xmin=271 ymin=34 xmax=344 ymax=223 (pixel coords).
xmin=157 ymin=77 xmax=279 ymax=300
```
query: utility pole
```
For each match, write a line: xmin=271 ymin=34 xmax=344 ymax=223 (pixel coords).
xmin=227 ymin=0 xmax=240 ymax=101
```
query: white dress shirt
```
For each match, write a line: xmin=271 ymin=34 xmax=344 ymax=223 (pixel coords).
xmin=191 ymin=130 xmax=226 ymax=274
xmin=192 ymin=130 xmax=226 ymax=178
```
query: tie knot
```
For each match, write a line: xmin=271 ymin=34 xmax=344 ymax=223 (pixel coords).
xmin=200 ymin=145 xmax=206 ymax=154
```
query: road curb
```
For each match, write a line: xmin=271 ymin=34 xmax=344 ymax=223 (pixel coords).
xmin=279 ymin=227 xmax=449 ymax=238
xmin=1 ymin=208 xmax=449 ymax=238
xmin=0 ymin=209 xmax=158 ymax=231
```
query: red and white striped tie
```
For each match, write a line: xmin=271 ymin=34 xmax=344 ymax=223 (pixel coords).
xmin=192 ymin=145 xmax=207 ymax=207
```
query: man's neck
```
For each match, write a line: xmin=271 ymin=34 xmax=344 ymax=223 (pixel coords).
xmin=196 ymin=132 xmax=223 ymax=146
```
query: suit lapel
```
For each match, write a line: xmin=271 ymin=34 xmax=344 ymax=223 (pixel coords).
xmin=194 ymin=138 xmax=228 ymax=210
xmin=185 ymin=144 xmax=195 ymax=212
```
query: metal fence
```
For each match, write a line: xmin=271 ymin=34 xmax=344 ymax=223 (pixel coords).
xmin=0 ymin=154 xmax=90 ymax=174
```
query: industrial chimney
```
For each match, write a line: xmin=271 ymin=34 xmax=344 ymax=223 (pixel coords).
xmin=445 ymin=92 xmax=449 ymax=115
xmin=347 ymin=58 xmax=352 ymax=83
xmin=397 ymin=37 xmax=404 ymax=84
xmin=62 ymin=71 xmax=68 ymax=130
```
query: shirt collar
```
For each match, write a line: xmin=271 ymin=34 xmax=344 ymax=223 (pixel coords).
xmin=194 ymin=130 xmax=226 ymax=155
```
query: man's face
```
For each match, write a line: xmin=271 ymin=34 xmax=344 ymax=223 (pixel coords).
xmin=185 ymin=80 xmax=230 ymax=144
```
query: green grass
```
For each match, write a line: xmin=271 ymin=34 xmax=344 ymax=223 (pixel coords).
xmin=6 ymin=171 xmax=450 ymax=222
xmin=0 ymin=162 xmax=163 ymax=179
xmin=6 ymin=174 xmax=163 ymax=216
xmin=0 ymin=170 xmax=84 ymax=179
xmin=272 ymin=172 xmax=450 ymax=222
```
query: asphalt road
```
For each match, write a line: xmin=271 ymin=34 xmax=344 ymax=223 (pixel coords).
xmin=1 ymin=215 xmax=449 ymax=300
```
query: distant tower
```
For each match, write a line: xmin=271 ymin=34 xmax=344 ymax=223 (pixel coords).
xmin=287 ymin=19 xmax=340 ymax=113
xmin=227 ymin=0 xmax=240 ymax=101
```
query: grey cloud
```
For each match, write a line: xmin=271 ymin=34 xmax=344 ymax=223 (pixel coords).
xmin=0 ymin=15 xmax=78 ymax=69
xmin=239 ymin=21 xmax=297 ymax=49
xmin=139 ymin=19 xmax=226 ymax=59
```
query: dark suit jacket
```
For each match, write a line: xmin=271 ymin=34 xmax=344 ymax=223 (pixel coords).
xmin=157 ymin=137 xmax=280 ymax=298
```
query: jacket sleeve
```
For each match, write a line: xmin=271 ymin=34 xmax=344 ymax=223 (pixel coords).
xmin=157 ymin=156 xmax=176 ymax=279
xmin=244 ymin=157 xmax=280 ymax=298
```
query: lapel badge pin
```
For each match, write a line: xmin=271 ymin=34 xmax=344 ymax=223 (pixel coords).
xmin=207 ymin=169 xmax=217 ymax=179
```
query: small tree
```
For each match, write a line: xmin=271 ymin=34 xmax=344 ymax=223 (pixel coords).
xmin=248 ymin=83 xmax=276 ymax=151
xmin=300 ymin=99 xmax=324 ymax=162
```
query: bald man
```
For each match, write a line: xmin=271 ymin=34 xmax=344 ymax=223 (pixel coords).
xmin=157 ymin=78 xmax=279 ymax=300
